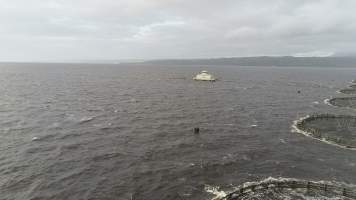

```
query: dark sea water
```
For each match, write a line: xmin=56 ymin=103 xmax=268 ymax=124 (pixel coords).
xmin=0 ymin=63 xmax=356 ymax=200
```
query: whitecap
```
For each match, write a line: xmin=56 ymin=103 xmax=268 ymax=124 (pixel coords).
xmin=279 ymin=138 xmax=287 ymax=144
xmin=189 ymin=163 xmax=195 ymax=167
xmin=204 ymin=185 xmax=228 ymax=200
xmin=324 ymin=98 xmax=333 ymax=106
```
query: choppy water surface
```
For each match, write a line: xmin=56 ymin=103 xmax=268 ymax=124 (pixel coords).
xmin=0 ymin=63 xmax=356 ymax=200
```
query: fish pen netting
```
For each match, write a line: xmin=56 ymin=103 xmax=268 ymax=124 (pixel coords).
xmin=339 ymin=88 xmax=356 ymax=94
xmin=295 ymin=114 xmax=356 ymax=149
xmin=328 ymin=97 xmax=356 ymax=109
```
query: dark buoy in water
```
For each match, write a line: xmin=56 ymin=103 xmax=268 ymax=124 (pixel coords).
xmin=194 ymin=127 xmax=200 ymax=134
xmin=297 ymin=90 xmax=301 ymax=94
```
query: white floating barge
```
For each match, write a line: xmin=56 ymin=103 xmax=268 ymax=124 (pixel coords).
xmin=193 ymin=70 xmax=216 ymax=81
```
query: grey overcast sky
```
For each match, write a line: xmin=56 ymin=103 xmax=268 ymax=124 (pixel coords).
xmin=1 ymin=0 xmax=356 ymax=61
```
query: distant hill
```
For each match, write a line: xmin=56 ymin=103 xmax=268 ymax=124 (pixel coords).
xmin=144 ymin=56 xmax=356 ymax=67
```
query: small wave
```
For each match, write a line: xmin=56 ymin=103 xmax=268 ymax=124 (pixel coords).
xmin=168 ymin=77 xmax=187 ymax=80
xmin=79 ymin=116 xmax=95 ymax=124
xmin=50 ymin=122 xmax=61 ymax=128
xmin=279 ymin=138 xmax=287 ymax=144
xmin=25 ymin=145 xmax=57 ymax=154
xmin=91 ymin=152 xmax=124 ymax=162
xmin=32 ymin=133 xmax=58 ymax=142
xmin=129 ymin=98 xmax=138 ymax=103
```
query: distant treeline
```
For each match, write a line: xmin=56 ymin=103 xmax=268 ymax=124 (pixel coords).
xmin=144 ymin=56 xmax=356 ymax=67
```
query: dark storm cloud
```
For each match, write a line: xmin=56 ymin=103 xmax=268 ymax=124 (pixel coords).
xmin=0 ymin=0 xmax=356 ymax=61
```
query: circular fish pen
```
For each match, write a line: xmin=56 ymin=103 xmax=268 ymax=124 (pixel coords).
xmin=339 ymin=88 xmax=356 ymax=94
xmin=327 ymin=97 xmax=356 ymax=109
xmin=222 ymin=178 xmax=356 ymax=200
xmin=293 ymin=114 xmax=356 ymax=149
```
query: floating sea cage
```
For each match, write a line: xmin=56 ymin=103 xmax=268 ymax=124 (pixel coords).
xmin=223 ymin=178 xmax=356 ymax=200
xmin=294 ymin=114 xmax=356 ymax=149
xmin=339 ymin=88 xmax=356 ymax=94
xmin=328 ymin=97 xmax=356 ymax=109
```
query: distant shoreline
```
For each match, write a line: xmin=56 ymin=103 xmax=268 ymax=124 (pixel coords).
xmin=144 ymin=56 xmax=356 ymax=67
xmin=1 ymin=56 xmax=356 ymax=67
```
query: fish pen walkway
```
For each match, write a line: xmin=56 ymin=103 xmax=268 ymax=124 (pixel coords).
xmin=222 ymin=179 xmax=356 ymax=200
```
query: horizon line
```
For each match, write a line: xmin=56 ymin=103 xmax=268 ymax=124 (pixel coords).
xmin=1 ymin=55 xmax=355 ymax=64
